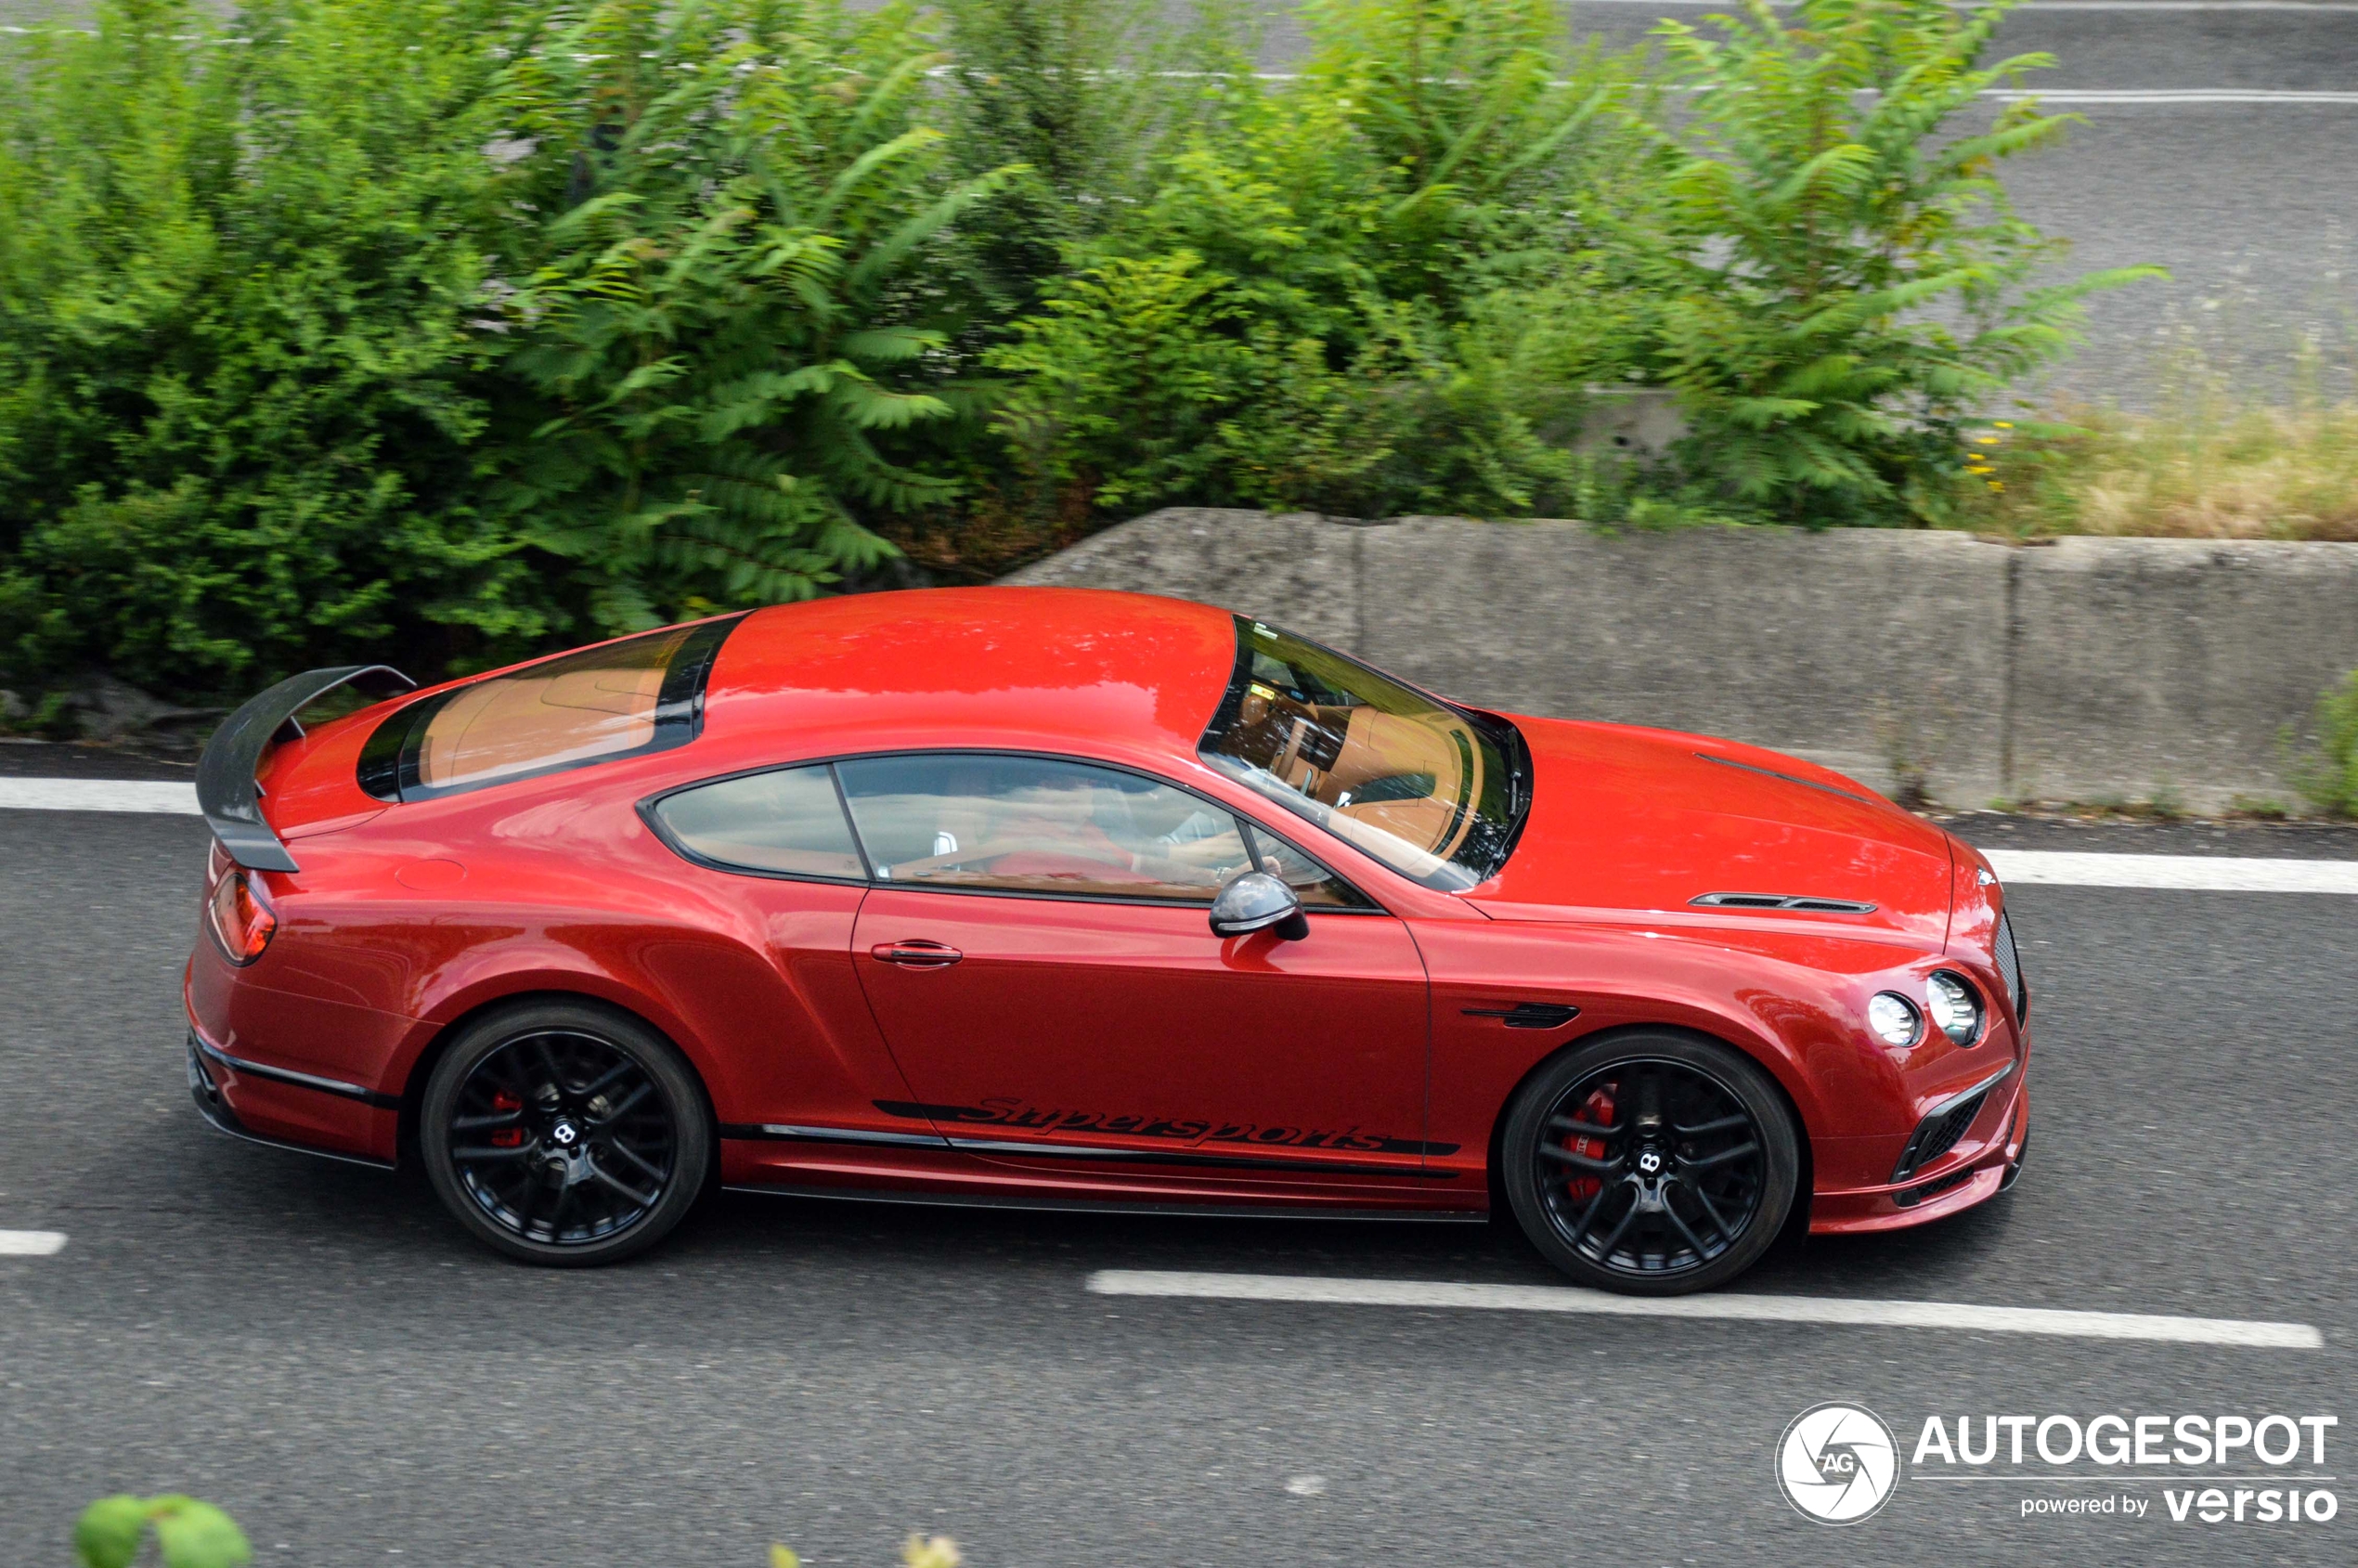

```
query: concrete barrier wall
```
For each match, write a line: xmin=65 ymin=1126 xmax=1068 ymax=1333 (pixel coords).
xmin=1004 ymin=510 xmax=2358 ymax=812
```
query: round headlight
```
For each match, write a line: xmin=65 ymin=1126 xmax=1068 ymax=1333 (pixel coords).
xmin=1926 ymin=971 xmax=1983 ymax=1044
xmin=1868 ymin=991 xmax=1923 ymax=1047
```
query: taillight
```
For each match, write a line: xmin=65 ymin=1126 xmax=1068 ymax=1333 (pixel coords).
xmin=206 ymin=870 xmax=278 ymax=965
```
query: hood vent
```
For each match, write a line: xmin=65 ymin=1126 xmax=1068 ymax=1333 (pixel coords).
xmin=1691 ymin=891 xmax=1878 ymax=914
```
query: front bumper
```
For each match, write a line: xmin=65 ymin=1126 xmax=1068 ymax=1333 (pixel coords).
xmin=1808 ymin=1075 xmax=2028 ymax=1235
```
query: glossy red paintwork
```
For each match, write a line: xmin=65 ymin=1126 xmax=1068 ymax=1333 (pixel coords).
xmin=187 ymin=587 xmax=2030 ymax=1231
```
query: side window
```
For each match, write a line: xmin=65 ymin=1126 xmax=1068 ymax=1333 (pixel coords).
xmin=651 ymin=765 xmax=864 ymax=880
xmin=835 ymin=754 xmax=1254 ymax=902
xmin=1242 ymin=822 xmax=1377 ymax=910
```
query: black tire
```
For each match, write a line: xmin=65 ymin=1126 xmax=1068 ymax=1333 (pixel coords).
xmin=1501 ymin=1030 xmax=1800 ymax=1296
xmin=420 ymin=999 xmax=711 ymax=1267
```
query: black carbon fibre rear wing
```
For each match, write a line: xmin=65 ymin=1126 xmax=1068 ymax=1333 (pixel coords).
xmin=196 ymin=666 xmax=415 ymax=873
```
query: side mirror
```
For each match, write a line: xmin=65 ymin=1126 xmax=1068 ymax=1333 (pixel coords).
xmin=1209 ymin=872 xmax=1309 ymax=941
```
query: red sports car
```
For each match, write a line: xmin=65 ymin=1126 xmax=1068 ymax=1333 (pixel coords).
xmin=185 ymin=588 xmax=2028 ymax=1293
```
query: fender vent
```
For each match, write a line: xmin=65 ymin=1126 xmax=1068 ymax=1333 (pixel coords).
xmin=1994 ymin=909 xmax=2028 ymax=1020
xmin=1460 ymin=1002 xmax=1581 ymax=1030
xmin=1691 ymin=892 xmax=1877 ymax=914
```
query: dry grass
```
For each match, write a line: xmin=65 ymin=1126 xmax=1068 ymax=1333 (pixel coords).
xmin=1950 ymin=398 xmax=2358 ymax=542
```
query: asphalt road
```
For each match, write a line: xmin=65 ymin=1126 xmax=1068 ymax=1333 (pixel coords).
xmin=6 ymin=0 xmax=2355 ymax=407
xmin=2 ymin=799 xmax=2352 ymax=1567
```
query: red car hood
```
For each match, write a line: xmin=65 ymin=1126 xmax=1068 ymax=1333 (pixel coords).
xmin=1464 ymin=717 xmax=1956 ymax=943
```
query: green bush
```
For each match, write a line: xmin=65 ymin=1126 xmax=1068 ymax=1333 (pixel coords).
xmin=0 ymin=0 xmax=541 ymax=700
xmin=1635 ymin=0 xmax=2161 ymax=525
xmin=985 ymin=0 xmax=1656 ymax=521
xmin=485 ymin=0 xmax=1021 ymax=629
xmin=0 ymin=0 xmax=2158 ymax=706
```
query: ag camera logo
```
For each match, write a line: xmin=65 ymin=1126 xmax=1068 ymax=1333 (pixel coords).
xmin=1779 ymin=1402 xmax=1900 ymax=1524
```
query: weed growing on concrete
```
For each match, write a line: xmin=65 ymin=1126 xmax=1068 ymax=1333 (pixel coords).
xmin=2287 ymin=670 xmax=2358 ymax=818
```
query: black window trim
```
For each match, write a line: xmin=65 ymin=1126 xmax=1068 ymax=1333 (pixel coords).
xmin=638 ymin=746 xmax=1392 ymax=914
xmin=358 ymin=614 xmax=747 ymax=805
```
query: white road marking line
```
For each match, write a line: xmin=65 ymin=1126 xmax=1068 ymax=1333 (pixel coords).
xmin=1086 ymin=1271 xmax=2326 ymax=1349
xmin=1985 ymin=849 xmax=2358 ymax=893
xmin=0 ymin=1230 xmax=68 ymax=1257
xmin=1574 ymin=0 xmax=2358 ymax=8
xmin=1996 ymin=88 xmax=2358 ymax=103
xmin=0 ymin=778 xmax=200 ymax=814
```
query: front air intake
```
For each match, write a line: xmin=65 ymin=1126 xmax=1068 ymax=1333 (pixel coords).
xmin=1892 ymin=1090 xmax=1989 ymax=1183
xmin=1894 ymin=1168 xmax=1976 ymax=1208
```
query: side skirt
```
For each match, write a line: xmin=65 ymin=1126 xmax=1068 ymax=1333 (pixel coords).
xmin=724 ymin=1182 xmax=1491 ymax=1225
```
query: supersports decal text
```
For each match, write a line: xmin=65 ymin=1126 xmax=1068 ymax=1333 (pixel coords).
xmin=874 ymin=1097 xmax=1459 ymax=1157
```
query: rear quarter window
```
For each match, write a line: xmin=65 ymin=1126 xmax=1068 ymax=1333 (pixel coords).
xmin=647 ymin=766 xmax=866 ymax=881
xmin=359 ymin=616 xmax=742 ymax=802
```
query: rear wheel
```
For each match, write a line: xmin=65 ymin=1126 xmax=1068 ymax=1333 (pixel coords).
xmin=1501 ymin=1031 xmax=1799 ymax=1295
xmin=420 ymin=1001 xmax=710 ymax=1266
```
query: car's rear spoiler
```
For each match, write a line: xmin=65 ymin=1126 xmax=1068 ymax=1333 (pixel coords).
xmin=196 ymin=665 xmax=416 ymax=873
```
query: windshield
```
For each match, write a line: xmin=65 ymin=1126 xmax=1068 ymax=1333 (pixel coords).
xmin=1197 ymin=618 xmax=1528 ymax=891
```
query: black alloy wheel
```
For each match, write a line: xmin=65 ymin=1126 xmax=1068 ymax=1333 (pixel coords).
xmin=421 ymin=1001 xmax=711 ymax=1266
xmin=1502 ymin=1031 xmax=1799 ymax=1295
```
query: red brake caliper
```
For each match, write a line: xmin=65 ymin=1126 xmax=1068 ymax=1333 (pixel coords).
xmin=1559 ymin=1086 xmax=1617 ymax=1202
xmin=489 ymin=1089 xmax=525 ymax=1147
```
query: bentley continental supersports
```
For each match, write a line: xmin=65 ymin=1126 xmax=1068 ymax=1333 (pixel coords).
xmin=186 ymin=589 xmax=2028 ymax=1293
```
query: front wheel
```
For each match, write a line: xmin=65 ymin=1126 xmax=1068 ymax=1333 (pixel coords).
xmin=1501 ymin=1031 xmax=1799 ymax=1296
xmin=420 ymin=1001 xmax=711 ymax=1266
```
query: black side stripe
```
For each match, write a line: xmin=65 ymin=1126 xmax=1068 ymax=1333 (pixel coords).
xmin=873 ymin=1099 xmax=1459 ymax=1158
xmin=941 ymin=1137 xmax=1461 ymax=1180
xmin=720 ymin=1117 xmax=1459 ymax=1178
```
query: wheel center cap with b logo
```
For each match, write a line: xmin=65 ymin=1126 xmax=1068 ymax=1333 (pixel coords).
xmin=549 ymin=1118 xmax=580 ymax=1147
xmin=1637 ymin=1147 xmax=1664 ymax=1174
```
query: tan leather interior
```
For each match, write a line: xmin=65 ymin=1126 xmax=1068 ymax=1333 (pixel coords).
xmin=420 ymin=634 xmax=683 ymax=788
xmin=1248 ymin=700 xmax=1482 ymax=862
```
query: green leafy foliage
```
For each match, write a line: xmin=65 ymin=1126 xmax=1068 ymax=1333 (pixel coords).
xmin=985 ymin=0 xmax=1658 ymax=521
xmin=931 ymin=0 xmax=1181 ymax=314
xmin=74 ymin=1496 xmax=251 ymax=1568
xmin=486 ymin=0 xmax=1021 ymax=630
xmin=1633 ymin=0 xmax=2162 ymax=524
xmin=0 ymin=0 xmax=2158 ymax=705
xmin=0 ymin=0 xmax=543 ymax=699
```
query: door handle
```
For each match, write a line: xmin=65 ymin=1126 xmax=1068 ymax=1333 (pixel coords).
xmin=870 ymin=940 xmax=963 ymax=968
